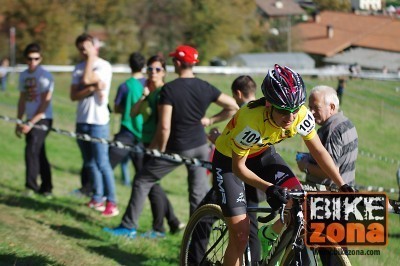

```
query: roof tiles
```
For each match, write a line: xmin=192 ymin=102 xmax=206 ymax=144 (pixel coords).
xmin=293 ymin=11 xmax=400 ymax=56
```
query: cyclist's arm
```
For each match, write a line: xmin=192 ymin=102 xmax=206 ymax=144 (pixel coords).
xmin=232 ymin=151 xmax=272 ymax=192
xmin=304 ymin=136 xmax=345 ymax=187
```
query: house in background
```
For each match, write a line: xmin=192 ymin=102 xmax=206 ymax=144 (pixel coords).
xmin=255 ymin=0 xmax=306 ymax=52
xmin=256 ymin=0 xmax=306 ymax=18
xmin=324 ymin=47 xmax=400 ymax=72
xmin=351 ymin=0 xmax=382 ymax=11
xmin=228 ymin=52 xmax=315 ymax=70
xmin=293 ymin=11 xmax=400 ymax=71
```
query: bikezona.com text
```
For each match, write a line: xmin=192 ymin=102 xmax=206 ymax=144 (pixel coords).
xmin=315 ymin=248 xmax=381 ymax=256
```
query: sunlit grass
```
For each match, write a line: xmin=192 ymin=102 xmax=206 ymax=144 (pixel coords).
xmin=0 ymin=73 xmax=399 ymax=265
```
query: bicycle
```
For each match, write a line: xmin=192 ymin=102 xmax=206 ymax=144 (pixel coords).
xmin=180 ymin=189 xmax=353 ymax=266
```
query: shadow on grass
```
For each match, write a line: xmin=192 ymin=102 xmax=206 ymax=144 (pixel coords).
xmin=0 ymin=193 xmax=95 ymax=224
xmin=0 ymin=253 xmax=63 ymax=266
xmin=389 ymin=233 xmax=400 ymax=238
xmin=27 ymin=217 xmax=103 ymax=241
xmin=0 ymin=182 xmax=26 ymax=194
xmin=50 ymin=164 xmax=80 ymax=175
xmin=87 ymin=244 xmax=148 ymax=265
xmin=48 ymin=224 xmax=103 ymax=241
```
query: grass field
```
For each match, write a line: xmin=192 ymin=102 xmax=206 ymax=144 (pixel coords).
xmin=0 ymin=71 xmax=399 ymax=266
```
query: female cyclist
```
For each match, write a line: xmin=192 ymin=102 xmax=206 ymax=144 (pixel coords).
xmin=211 ymin=64 xmax=354 ymax=265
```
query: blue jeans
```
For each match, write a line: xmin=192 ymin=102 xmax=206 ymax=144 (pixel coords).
xmin=120 ymin=155 xmax=131 ymax=185
xmin=76 ymin=123 xmax=116 ymax=204
xmin=1 ymin=76 xmax=6 ymax=91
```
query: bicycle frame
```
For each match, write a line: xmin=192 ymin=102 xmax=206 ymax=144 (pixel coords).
xmin=180 ymin=189 xmax=400 ymax=266
xmin=257 ymin=190 xmax=313 ymax=266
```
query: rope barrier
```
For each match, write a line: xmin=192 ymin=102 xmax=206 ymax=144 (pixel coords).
xmin=301 ymin=182 xmax=399 ymax=194
xmin=1 ymin=114 xmax=399 ymax=194
xmin=0 ymin=115 xmax=213 ymax=171
xmin=276 ymin=146 xmax=400 ymax=165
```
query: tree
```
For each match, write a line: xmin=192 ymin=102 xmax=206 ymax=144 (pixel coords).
xmin=0 ymin=0 xmax=280 ymax=65
xmin=127 ymin=0 xmax=190 ymax=58
xmin=183 ymin=0 xmax=258 ymax=63
xmin=314 ymin=0 xmax=351 ymax=11
xmin=0 ymin=0 xmax=77 ymax=64
xmin=68 ymin=0 xmax=140 ymax=63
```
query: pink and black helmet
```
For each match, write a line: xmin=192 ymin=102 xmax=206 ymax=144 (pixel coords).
xmin=261 ymin=64 xmax=306 ymax=112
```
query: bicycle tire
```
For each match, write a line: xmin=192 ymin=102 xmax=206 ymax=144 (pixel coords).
xmin=280 ymin=242 xmax=352 ymax=266
xmin=180 ymin=204 xmax=230 ymax=266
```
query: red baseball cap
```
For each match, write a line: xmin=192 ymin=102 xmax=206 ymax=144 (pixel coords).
xmin=169 ymin=45 xmax=200 ymax=64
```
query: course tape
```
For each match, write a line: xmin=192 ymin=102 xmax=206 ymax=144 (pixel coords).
xmin=277 ymin=146 xmax=400 ymax=165
xmin=302 ymin=182 xmax=399 ymax=194
xmin=0 ymin=115 xmax=213 ymax=171
xmin=1 ymin=114 xmax=399 ymax=194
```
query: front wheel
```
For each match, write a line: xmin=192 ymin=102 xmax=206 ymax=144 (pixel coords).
xmin=280 ymin=244 xmax=352 ymax=266
xmin=180 ymin=204 xmax=229 ymax=265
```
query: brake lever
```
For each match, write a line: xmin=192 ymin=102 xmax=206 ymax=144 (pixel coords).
xmin=280 ymin=188 xmax=288 ymax=224
xmin=280 ymin=203 xmax=285 ymax=224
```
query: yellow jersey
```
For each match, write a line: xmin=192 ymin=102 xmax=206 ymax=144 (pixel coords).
xmin=215 ymin=104 xmax=316 ymax=158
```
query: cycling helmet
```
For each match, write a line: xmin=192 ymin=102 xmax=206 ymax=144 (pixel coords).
xmin=261 ymin=64 xmax=306 ymax=112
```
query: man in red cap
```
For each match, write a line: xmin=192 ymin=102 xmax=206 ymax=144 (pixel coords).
xmin=169 ymin=45 xmax=200 ymax=64
xmin=104 ymin=44 xmax=239 ymax=238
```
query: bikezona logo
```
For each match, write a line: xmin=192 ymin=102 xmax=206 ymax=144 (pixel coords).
xmin=305 ymin=192 xmax=387 ymax=247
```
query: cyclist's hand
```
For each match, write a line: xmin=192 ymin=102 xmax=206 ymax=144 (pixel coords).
xmin=339 ymin=184 xmax=356 ymax=192
xmin=265 ymin=185 xmax=289 ymax=210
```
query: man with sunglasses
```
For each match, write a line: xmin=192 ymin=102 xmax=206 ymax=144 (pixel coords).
xmin=16 ymin=43 xmax=54 ymax=198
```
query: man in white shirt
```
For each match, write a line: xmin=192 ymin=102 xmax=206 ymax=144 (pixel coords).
xmin=70 ymin=33 xmax=118 ymax=217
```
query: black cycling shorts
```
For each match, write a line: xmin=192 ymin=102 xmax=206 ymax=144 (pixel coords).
xmin=212 ymin=146 xmax=301 ymax=217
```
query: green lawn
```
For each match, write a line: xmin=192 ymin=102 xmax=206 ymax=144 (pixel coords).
xmin=0 ymin=72 xmax=399 ymax=265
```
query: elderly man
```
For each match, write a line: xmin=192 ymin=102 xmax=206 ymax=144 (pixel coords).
xmin=297 ymin=85 xmax=358 ymax=266
xmin=297 ymin=85 xmax=358 ymax=189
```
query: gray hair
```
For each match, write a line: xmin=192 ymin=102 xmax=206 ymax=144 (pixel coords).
xmin=310 ymin=85 xmax=340 ymax=108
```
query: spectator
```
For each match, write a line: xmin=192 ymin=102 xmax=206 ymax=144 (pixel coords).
xmin=0 ymin=57 xmax=10 ymax=92
xmin=70 ymin=33 xmax=118 ymax=217
xmin=108 ymin=52 xmax=146 ymax=186
xmin=397 ymin=166 xmax=400 ymax=201
xmin=349 ymin=63 xmax=361 ymax=79
xmin=70 ymin=167 xmax=92 ymax=198
xmin=130 ymin=54 xmax=185 ymax=238
xmin=104 ymin=45 xmax=238 ymax=238
xmin=119 ymin=156 xmax=131 ymax=186
xmin=297 ymin=85 xmax=358 ymax=265
xmin=382 ymin=65 xmax=388 ymax=74
xmin=15 ymin=43 xmax=54 ymax=198
xmin=336 ymin=78 xmax=345 ymax=104
xmin=297 ymin=85 xmax=358 ymax=188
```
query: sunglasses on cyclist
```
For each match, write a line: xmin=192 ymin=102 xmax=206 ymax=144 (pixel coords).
xmin=147 ymin=67 xmax=163 ymax=73
xmin=27 ymin=57 xmax=41 ymax=62
xmin=273 ymin=106 xmax=300 ymax=116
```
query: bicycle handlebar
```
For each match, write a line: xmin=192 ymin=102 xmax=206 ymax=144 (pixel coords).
xmin=257 ymin=189 xmax=307 ymax=224
xmin=389 ymin=199 xmax=400 ymax=214
xmin=257 ymin=190 xmax=400 ymax=224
